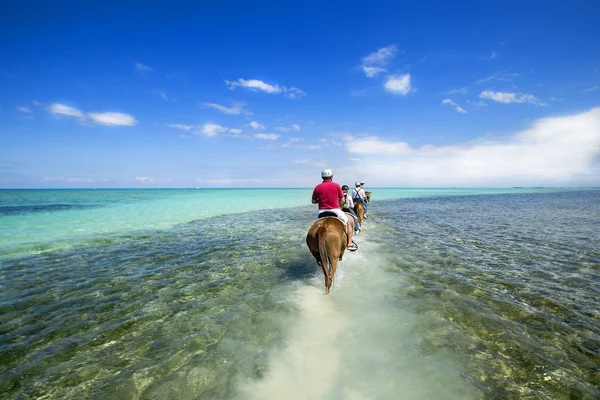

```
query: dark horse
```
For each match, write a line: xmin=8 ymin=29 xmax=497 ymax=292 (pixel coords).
xmin=306 ymin=216 xmax=348 ymax=294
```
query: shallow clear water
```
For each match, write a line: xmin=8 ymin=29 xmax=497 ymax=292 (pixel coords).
xmin=1 ymin=189 xmax=598 ymax=399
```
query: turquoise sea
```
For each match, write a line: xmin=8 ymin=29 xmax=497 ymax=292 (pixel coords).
xmin=1 ymin=188 xmax=598 ymax=399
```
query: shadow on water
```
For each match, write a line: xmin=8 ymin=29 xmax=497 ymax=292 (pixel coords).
xmin=0 ymin=203 xmax=102 ymax=216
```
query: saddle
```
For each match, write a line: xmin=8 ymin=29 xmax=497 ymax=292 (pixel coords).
xmin=317 ymin=211 xmax=339 ymax=219
xmin=316 ymin=212 xmax=350 ymax=238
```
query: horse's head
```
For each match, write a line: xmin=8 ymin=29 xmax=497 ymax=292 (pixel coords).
xmin=365 ymin=191 xmax=371 ymax=202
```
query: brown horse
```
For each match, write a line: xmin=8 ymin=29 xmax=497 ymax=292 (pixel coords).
xmin=306 ymin=217 xmax=348 ymax=294
xmin=354 ymin=192 xmax=372 ymax=225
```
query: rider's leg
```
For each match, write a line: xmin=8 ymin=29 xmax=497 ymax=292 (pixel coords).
xmin=348 ymin=209 xmax=359 ymax=231
xmin=334 ymin=209 xmax=353 ymax=247
xmin=361 ymin=198 xmax=368 ymax=216
xmin=347 ymin=221 xmax=353 ymax=246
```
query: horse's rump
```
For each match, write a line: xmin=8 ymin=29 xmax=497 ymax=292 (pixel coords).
xmin=306 ymin=217 xmax=347 ymax=294
xmin=354 ymin=201 xmax=365 ymax=225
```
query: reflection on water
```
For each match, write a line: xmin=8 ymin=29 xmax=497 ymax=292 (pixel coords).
xmin=1 ymin=191 xmax=599 ymax=399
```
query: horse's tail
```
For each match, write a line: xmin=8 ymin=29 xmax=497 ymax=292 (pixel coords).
xmin=317 ymin=225 xmax=331 ymax=279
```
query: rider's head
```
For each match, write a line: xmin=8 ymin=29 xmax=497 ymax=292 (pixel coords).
xmin=360 ymin=181 xmax=364 ymax=185
xmin=321 ymin=168 xmax=334 ymax=179
xmin=341 ymin=185 xmax=349 ymax=191
xmin=355 ymin=181 xmax=361 ymax=187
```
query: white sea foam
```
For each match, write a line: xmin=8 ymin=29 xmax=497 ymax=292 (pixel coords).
xmin=235 ymin=228 xmax=479 ymax=400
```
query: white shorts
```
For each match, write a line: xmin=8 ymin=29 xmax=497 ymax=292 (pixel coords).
xmin=317 ymin=208 xmax=348 ymax=223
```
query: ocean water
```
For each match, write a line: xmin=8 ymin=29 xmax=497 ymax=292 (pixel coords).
xmin=0 ymin=188 xmax=598 ymax=399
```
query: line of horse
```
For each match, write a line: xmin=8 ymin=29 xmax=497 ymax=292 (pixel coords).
xmin=306 ymin=191 xmax=371 ymax=294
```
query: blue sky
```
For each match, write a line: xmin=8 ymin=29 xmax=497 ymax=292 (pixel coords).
xmin=1 ymin=1 xmax=599 ymax=188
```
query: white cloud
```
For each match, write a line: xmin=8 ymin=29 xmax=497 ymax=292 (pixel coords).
xmin=254 ymin=133 xmax=279 ymax=140
xmin=16 ymin=106 xmax=32 ymax=113
xmin=43 ymin=176 xmax=63 ymax=182
xmin=201 ymin=124 xmax=228 ymax=136
xmin=135 ymin=62 xmax=152 ymax=74
xmin=342 ymin=107 xmax=600 ymax=187
xmin=480 ymin=51 xmax=497 ymax=61
xmin=466 ymin=100 xmax=488 ymax=107
xmin=202 ymin=101 xmax=252 ymax=115
xmin=285 ymin=87 xmax=307 ymax=99
xmin=224 ymin=78 xmax=306 ymax=98
xmin=583 ymin=86 xmax=599 ymax=93
xmin=167 ymin=123 xmax=243 ymax=137
xmin=275 ymin=124 xmax=301 ymax=132
xmin=48 ymin=103 xmax=85 ymax=119
xmin=480 ymin=90 xmax=545 ymax=105
xmin=474 ymin=73 xmax=519 ymax=84
xmin=445 ymin=87 xmax=468 ymax=95
xmin=66 ymin=177 xmax=94 ymax=183
xmin=250 ymin=121 xmax=265 ymax=130
xmin=362 ymin=67 xmax=386 ymax=78
xmin=442 ymin=98 xmax=467 ymax=114
xmin=361 ymin=45 xmax=397 ymax=77
xmin=225 ymin=78 xmax=282 ymax=93
xmin=166 ymin=124 xmax=196 ymax=131
xmin=87 ymin=112 xmax=137 ymax=126
xmin=347 ymin=137 xmax=411 ymax=154
xmin=136 ymin=176 xmax=155 ymax=183
xmin=384 ymin=74 xmax=413 ymax=95
xmin=47 ymin=103 xmax=136 ymax=126
xmin=160 ymin=92 xmax=176 ymax=102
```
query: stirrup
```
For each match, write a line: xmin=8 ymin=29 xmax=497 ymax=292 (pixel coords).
xmin=347 ymin=241 xmax=358 ymax=251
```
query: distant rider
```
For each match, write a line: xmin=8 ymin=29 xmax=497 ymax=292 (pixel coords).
xmin=352 ymin=181 xmax=368 ymax=218
xmin=312 ymin=169 xmax=358 ymax=251
xmin=341 ymin=185 xmax=360 ymax=233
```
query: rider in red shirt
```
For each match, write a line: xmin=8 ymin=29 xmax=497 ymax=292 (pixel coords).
xmin=312 ymin=168 xmax=357 ymax=251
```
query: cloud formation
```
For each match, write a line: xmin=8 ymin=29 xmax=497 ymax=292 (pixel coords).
xmin=201 ymin=124 xmax=229 ymax=136
xmin=275 ymin=124 xmax=301 ymax=132
xmin=342 ymin=107 xmax=600 ymax=187
xmin=442 ymin=98 xmax=467 ymax=114
xmin=225 ymin=79 xmax=306 ymax=98
xmin=87 ymin=112 xmax=137 ymax=126
xmin=47 ymin=103 xmax=136 ymax=126
xmin=361 ymin=45 xmax=397 ymax=77
xmin=249 ymin=121 xmax=265 ymax=130
xmin=48 ymin=103 xmax=85 ymax=119
xmin=135 ymin=62 xmax=152 ymax=74
xmin=480 ymin=91 xmax=545 ymax=105
xmin=384 ymin=74 xmax=413 ymax=95
xmin=254 ymin=133 xmax=279 ymax=140
xmin=16 ymin=106 xmax=32 ymax=113
xmin=480 ymin=51 xmax=497 ymax=61
xmin=202 ymin=101 xmax=252 ymax=115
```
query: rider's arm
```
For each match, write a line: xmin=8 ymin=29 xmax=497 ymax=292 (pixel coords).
xmin=338 ymin=197 xmax=344 ymax=208
xmin=311 ymin=187 xmax=319 ymax=204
